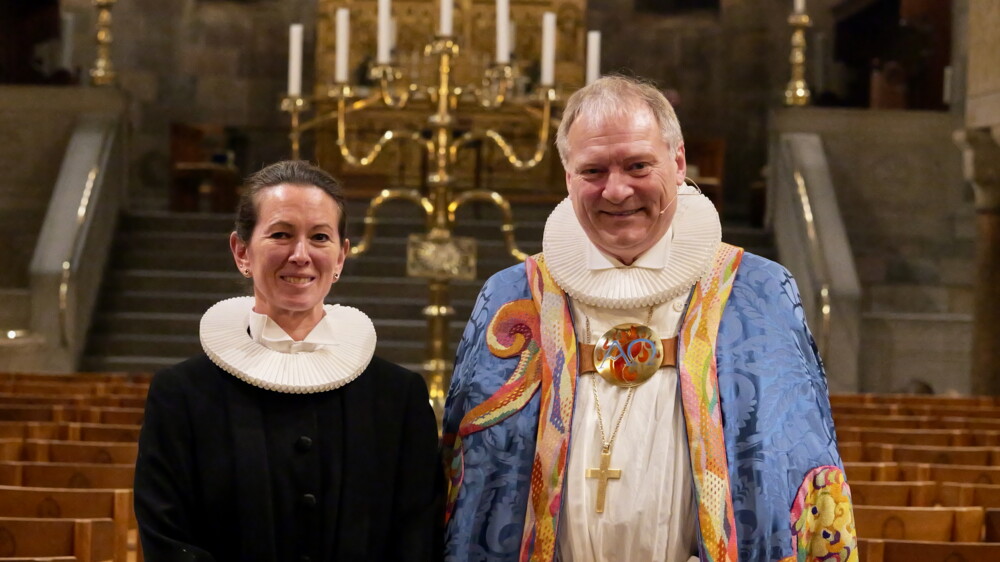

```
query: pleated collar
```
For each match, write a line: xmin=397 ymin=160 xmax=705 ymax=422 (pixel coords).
xmin=200 ymin=296 xmax=376 ymax=394
xmin=542 ymin=185 xmax=721 ymax=309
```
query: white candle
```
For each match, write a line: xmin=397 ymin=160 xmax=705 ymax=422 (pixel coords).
xmin=377 ymin=0 xmax=392 ymax=64
xmin=586 ymin=30 xmax=601 ymax=85
xmin=794 ymin=0 xmax=805 ymax=14
xmin=496 ymin=0 xmax=510 ymax=64
xmin=390 ymin=17 xmax=398 ymax=53
xmin=540 ymin=12 xmax=556 ymax=86
xmin=288 ymin=23 xmax=304 ymax=96
xmin=335 ymin=8 xmax=350 ymax=83
xmin=439 ymin=0 xmax=453 ymax=36
xmin=60 ymin=12 xmax=75 ymax=70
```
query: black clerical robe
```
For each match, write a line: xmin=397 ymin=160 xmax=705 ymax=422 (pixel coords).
xmin=135 ymin=354 xmax=441 ymax=561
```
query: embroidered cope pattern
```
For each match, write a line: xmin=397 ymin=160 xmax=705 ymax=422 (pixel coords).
xmin=790 ymin=466 xmax=858 ymax=562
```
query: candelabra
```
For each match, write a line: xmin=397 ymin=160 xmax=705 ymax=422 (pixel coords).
xmin=281 ymin=35 xmax=558 ymax=416
xmin=90 ymin=0 xmax=117 ymax=86
xmin=784 ymin=11 xmax=812 ymax=107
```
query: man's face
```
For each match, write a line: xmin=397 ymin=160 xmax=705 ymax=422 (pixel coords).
xmin=564 ymin=106 xmax=686 ymax=265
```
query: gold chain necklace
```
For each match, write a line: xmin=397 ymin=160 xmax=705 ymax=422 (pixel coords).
xmin=582 ymin=306 xmax=653 ymax=513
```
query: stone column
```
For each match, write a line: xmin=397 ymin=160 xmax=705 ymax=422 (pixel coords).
xmin=954 ymin=127 xmax=1000 ymax=395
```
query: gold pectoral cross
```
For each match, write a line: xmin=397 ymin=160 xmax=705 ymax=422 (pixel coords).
xmin=585 ymin=447 xmax=622 ymax=513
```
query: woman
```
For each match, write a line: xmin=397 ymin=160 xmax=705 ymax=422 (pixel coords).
xmin=135 ymin=160 xmax=441 ymax=561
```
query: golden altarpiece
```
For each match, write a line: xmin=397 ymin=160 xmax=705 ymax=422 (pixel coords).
xmin=312 ymin=0 xmax=587 ymax=197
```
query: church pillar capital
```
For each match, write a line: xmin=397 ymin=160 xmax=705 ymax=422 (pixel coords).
xmin=954 ymin=127 xmax=1000 ymax=212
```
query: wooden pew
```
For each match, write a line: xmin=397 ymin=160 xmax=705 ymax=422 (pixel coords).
xmin=0 ymin=486 xmax=131 ymax=562
xmin=940 ymin=482 xmax=1000 ymax=508
xmin=0 ymin=422 xmax=141 ymax=443
xmin=0 ymin=407 xmax=143 ymax=427
xmin=20 ymin=441 xmax=137 ymax=465
xmin=898 ymin=463 xmax=1000 ymax=485
xmin=844 ymin=461 xmax=900 ymax=482
xmin=848 ymin=480 xmax=936 ymax=507
xmin=0 ymin=517 xmax=114 ymax=562
xmin=859 ymin=539 xmax=1000 ymax=562
xmin=0 ymin=462 xmax=135 ymax=490
xmin=864 ymin=444 xmax=998 ymax=466
xmin=853 ymin=505 xmax=984 ymax=542
xmin=0 ymin=395 xmax=145 ymax=410
xmin=831 ymin=394 xmax=998 ymax=408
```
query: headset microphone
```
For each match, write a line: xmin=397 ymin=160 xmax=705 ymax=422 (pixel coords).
xmin=658 ymin=189 xmax=680 ymax=216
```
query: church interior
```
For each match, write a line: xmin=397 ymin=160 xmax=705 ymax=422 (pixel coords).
xmin=0 ymin=0 xmax=999 ymax=559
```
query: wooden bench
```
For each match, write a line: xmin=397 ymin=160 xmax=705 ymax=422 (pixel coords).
xmin=20 ymin=441 xmax=137 ymax=465
xmin=837 ymin=426 xmax=1000 ymax=447
xmin=864 ymin=444 xmax=998 ymax=466
xmin=854 ymin=505 xmax=984 ymax=542
xmin=858 ymin=538 xmax=1000 ymax=562
xmin=0 ymin=462 xmax=135 ymax=490
xmin=940 ymin=482 xmax=1000 ymax=508
xmin=848 ymin=480 xmax=936 ymax=507
xmin=844 ymin=461 xmax=901 ymax=482
xmin=898 ymin=463 xmax=1000 ymax=485
xmin=0 ymin=486 xmax=132 ymax=562
xmin=0 ymin=422 xmax=141 ymax=443
xmin=0 ymin=517 xmax=113 ymax=562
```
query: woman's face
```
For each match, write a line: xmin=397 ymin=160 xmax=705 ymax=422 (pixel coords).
xmin=230 ymin=183 xmax=348 ymax=329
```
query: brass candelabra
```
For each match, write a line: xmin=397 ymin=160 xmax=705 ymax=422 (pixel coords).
xmin=90 ymin=0 xmax=117 ymax=86
xmin=282 ymin=36 xmax=556 ymax=415
xmin=784 ymin=12 xmax=812 ymax=107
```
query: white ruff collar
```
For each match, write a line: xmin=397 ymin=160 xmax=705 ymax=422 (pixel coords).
xmin=542 ymin=188 xmax=721 ymax=309
xmin=200 ymin=296 xmax=376 ymax=394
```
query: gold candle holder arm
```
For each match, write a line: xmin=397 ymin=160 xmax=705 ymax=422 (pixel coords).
xmin=370 ymin=64 xmax=419 ymax=108
xmin=350 ymin=188 xmax=433 ymax=257
xmin=448 ymin=190 xmax=529 ymax=261
xmin=333 ymin=89 xmax=428 ymax=167
xmin=452 ymin=88 xmax=556 ymax=170
xmin=476 ymin=64 xmax=515 ymax=109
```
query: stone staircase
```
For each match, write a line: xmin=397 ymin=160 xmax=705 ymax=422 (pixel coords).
xmin=82 ymin=200 xmax=775 ymax=374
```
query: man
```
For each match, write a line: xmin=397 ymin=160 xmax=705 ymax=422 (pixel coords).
xmin=442 ymin=76 xmax=856 ymax=561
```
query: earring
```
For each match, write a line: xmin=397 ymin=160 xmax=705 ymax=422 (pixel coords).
xmin=242 ymin=268 xmax=251 ymax=278
xmin=334 ymin=272 xmax=340 ymax=280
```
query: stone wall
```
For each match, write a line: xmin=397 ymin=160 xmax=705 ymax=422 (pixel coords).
xmin=966 ymin=0 xmax=1000 ymax=128
xmin=55 ymin=0 xmax=808 ymax=218
xmin=62 ymin=0 xmax=315 ymax=203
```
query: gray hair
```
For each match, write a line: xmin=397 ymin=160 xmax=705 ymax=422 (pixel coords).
xmin=555 ymin=75 xmax=684 ymax=166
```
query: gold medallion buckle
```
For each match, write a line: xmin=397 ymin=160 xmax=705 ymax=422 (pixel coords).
xmin=593 ymin=323 xmax=664 ymax=388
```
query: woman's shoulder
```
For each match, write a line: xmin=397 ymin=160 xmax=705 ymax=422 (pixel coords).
xmin=148 ymin=354 xmax=227 ymax=396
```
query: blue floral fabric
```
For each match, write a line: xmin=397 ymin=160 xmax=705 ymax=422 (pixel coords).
xmin=443 ymin=252 xmax=845 ymax=562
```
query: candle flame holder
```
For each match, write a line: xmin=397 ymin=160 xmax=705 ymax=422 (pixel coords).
xmin=784 ymin=12 xmax=812 ymax=106
xmin=281 ymin=33 xmax=557 ymax=418
xmin=90 ymin=0 xmax=117 ymax=86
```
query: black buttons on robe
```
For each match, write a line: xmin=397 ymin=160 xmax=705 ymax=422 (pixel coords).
xmin=300 ymin=493 xmax=317 ymax=508
xmin=295 ymin=435 xmax=313 ymax=452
